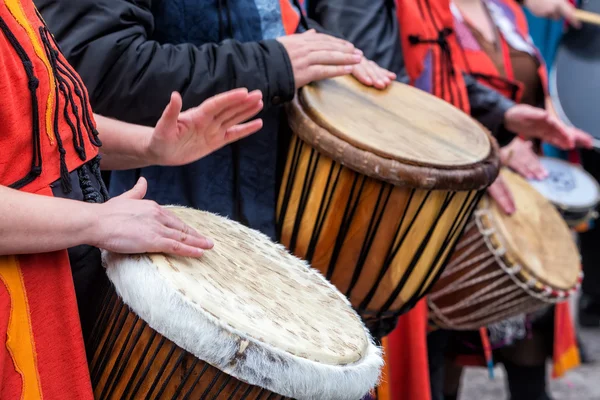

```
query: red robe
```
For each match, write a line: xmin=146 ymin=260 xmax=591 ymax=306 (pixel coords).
xmin=0 ymin=0 xmax=100 ymax=397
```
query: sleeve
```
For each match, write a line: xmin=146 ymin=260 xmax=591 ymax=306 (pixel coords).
xmin=35 ymin=0 xmax=296 ymax=126
xmin=306 ymin=0 xmax=406 ymax=78
xmin=464 ymin=73 xmax=516 ymax=146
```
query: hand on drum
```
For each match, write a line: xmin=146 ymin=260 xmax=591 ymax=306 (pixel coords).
xmin=500 ymin=138 xmax=548 ymax=180
xmin=351 ymin=57 xmax=397 ymax=89
xmin=504 ymin=104 xmax=594 ymax=150
xmin=146 ymin=89 xmax=264 ymax=166
xmin=277 ymin=29 xmax=363 ymax=89
xmin=94 ymin=178 xmax=213 ymax=257
xmin=523 ymin=0 xmax=581 ymax=28
xmin=487 ymin=176 xmax=516 ymax=215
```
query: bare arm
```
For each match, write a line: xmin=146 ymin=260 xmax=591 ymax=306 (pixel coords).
xmin=95 ymin=114 xmax=154 ymax=171
xmin=0 ymin=178 xmax=213 ymax=257
xmin=0 ymin=185 xmax=99 ymax=255
xmin=96 ymin=89 xmax=264 ymax=171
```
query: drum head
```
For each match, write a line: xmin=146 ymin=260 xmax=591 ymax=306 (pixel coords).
xmin=300 ymin=76 xmax=490 ymax=167
xmin=528 ymin=157 xmax=600 ymax=211
xmin=103 ymin=207 xmax=381 ymax=400
xmin=487 ymin=169 xmax=580 ymax=290
xmin=551 ymin=0 xmax=600 ymax=139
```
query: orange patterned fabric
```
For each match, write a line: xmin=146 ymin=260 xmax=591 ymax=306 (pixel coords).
xmin=0 ymin=0 xmax=98 ymax=192
xmin=0 ymin=0 xmax=99 ymax=398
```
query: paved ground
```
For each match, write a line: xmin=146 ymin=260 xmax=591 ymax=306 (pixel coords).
xmin=460 ymin=298 xmax=600 ymax=399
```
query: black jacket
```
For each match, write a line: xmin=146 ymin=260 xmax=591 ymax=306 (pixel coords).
xmin=36 ymin=0 xmax=302 ymax=239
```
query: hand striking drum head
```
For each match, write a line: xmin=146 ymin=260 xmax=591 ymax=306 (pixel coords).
xmin=93 ymin=207 xmax=382 ymax=400
xmin=551 ymin=0 xmax=600 ymax=140
xmin=280 ymin=76 xmax=499 ymax=332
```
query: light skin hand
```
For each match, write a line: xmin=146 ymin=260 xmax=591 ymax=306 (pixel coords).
xmin=504 ymin=104 xmax=593 ymax=150
xmin=277 ymin=29 xmax=363 ymax=89
xmin=97 ymin=89 xmax=264 ymax=171
xmin=500 ymin=138 xmax=548 ymax=180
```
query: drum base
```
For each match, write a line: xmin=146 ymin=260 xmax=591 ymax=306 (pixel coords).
xmin=88 ymin=287 xmax=288 ymax=400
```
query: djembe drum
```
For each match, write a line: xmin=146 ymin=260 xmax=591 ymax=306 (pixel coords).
xmin=428 ymin=169 xmax=582 ymax=330
xmin=89 ymin=207 xmax=382 ymax=400
xmin=528 ymin=157 xmax=600 ymax=230
xmin=278 ymin=76 xmax=499 ymax=329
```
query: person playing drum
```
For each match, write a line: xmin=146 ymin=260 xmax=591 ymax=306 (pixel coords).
xmin=307 ymin=0 xmax=591 ymax=399
xmin=438 ymin=2 xmax=586 ymax=400
xmin=0 ymin=0 xmax=274 ymax=396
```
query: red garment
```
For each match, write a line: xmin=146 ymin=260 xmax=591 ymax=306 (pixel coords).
xmin=0 ymin=0 xmax=99 ymax=398
xmin=451 ymin=0 xmax=548 ymax=103
xmin=280 ymin=0 xmax=303 ymax=35
xmin=396 ymin=0 xmax=470 ymax=114
xmin=385 ymin=300 xmax=431 ymax=400
xmin=385 ymin=1 xmax=474 ymax=398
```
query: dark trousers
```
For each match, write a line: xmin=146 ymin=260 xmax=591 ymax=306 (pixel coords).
xmin=580 ymin=149 xmax=600 ymax=298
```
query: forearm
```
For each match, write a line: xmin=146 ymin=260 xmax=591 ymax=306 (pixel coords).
xmin=0 ymin=185 xmax=99 ymax=255
xmin=94 ymin=114 xmax=155 ymax=171
xmin=464 ymin=73 xmax=516 ymax=146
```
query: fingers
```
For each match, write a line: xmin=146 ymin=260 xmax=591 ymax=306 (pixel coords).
xmin=220 ymin=99 xmax=264 ymax=128
xmin=308 ymin=32 xmax=356 ymax=51
xmin=307 ymin=64 xmax=355 ymax=82
xmin=160 ymin=208 xmax=208 ymax=240
xmin=118 ymin=177 xmax=148 ymax=200
xmin=154 ymin=92 xmax=183 ymax=133
xmin=546 ymin=115 xmax=575 ymax=149
xmin=200 ymin=88 xmax=251 ymax=116
xmin=571 ymin=127 xmax=594 ymax=149
xmin=161 ymin=227 xmax=214 ymax=250
xmin=560 ymin=1 xmax=582 ymax=28
xmin=214 ymin=90 xmax=263 ymax=125
xmin=155 ymin=238 xmax=208 ymax=257
xmin=351 ymin=60 xmax=375 ymax=86
xmin=488 ymin=178 xmax=516 ymax=215
xmin=224 ymin=119 xmax=264 ymax=143
xmin=307 ymin=50 xmax=362 ymax=66
xmin=530 ymin=159 xmax=549 ymax=180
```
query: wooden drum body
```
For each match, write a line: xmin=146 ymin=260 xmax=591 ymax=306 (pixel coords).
xmin=279 ymin=76 xmax=499 ymax=325
xmin=428 ymin=169 xmax=582 ymax=330
xmin=90 ymin=207 xmax=382 ymax=400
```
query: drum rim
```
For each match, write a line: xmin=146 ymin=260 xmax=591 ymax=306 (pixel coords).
xmin=549 ymin=64 xmax=575 ymax=130
xmin=286 ymin=88 xmax=501 ymax=191
xmin=529 ymin=156 xmax=600 ymax=213
xmin=476 ymin=176 xmax=582 ymax=295
xmin=101 ymin=211 xmax=383 ymax=400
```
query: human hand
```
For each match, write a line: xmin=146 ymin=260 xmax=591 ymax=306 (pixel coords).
xmin=93 ymin=178 xmax=213 ymax=257
xmin=487 ymin=175 xmax=516 ymax=215
xmin=504 ymin=104 xmax=593 ymax=150
xmin=351 ymin=57 xmax=397 ymax=89
xmin=277 ymin=29 xmax=362 ymax=89
xmin=146 ymin=89 xmax=263 ymax=166
xmin=523 ymin=0 xmax=581 ymax=28
xmin=500 ymin=138 xmax=548 ymax=180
